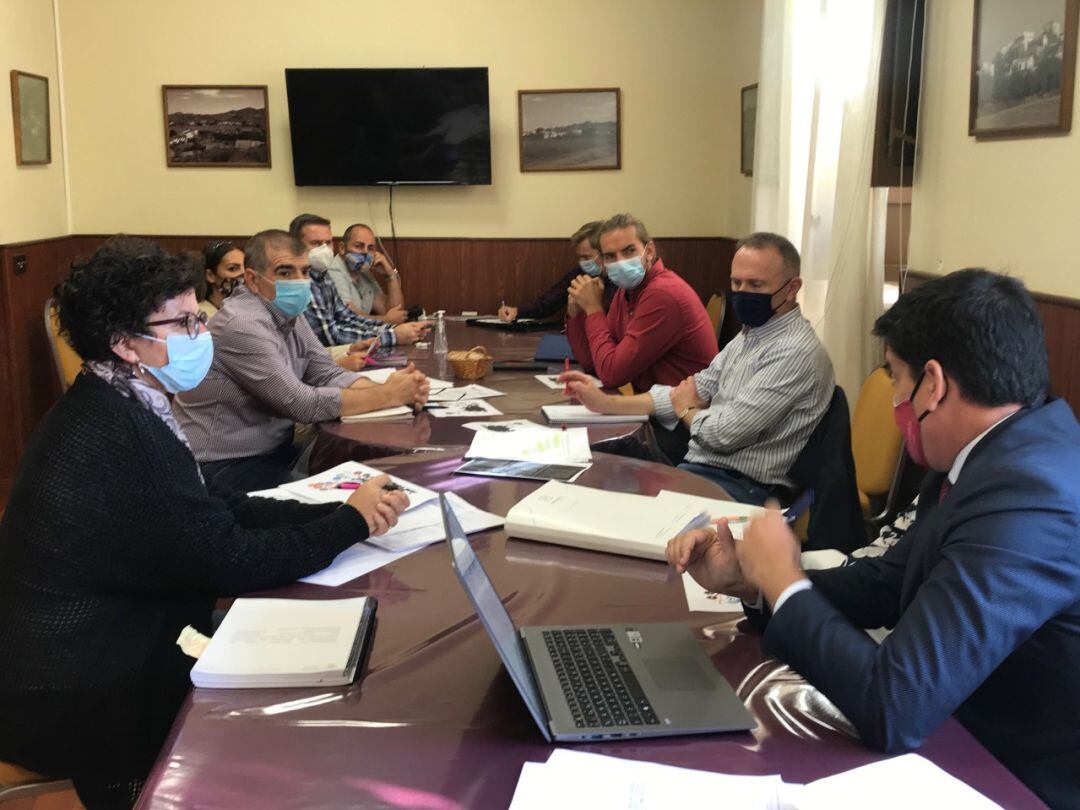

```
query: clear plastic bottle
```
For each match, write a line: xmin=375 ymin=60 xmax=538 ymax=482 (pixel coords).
xmin=434 ymin=310 xmax=448 ymax=355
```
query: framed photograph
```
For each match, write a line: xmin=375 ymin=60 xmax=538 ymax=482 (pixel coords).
xmin=969 ymin=0 xmax=1079 ymax=138
xmin=162 ymin=85 xmax=271 ymax=167
xmin=518 ymin=88 xmax=620 ymax=172
xmin=741 ymin=83 xmax=758 ymax=176
xmin=9 ymin=70 xmax=51 ymax=165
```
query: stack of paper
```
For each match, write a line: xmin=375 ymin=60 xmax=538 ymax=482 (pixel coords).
xmin=341 ymin=405 xmax=415 ymax=422
xmin=465 ymin=426 xmax=592 ymax=465
xmin=357 ymin=367 xmax=453 ymax=391
xmin=280 ymin=461 xmax=437 ymax=508
xmin=427 ymin=399 xmax=503 ymax=418
xmin=541 ymin=404 xmax=648 ymax=424
xmin=654 ymin=491 xmax=764 ymax=539
xmin=428 ymin=383 xmax=504 ymax=402
xmin=190 ymin=597 xmax=376 ymax=689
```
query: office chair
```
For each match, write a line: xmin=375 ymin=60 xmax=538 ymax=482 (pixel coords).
xmin=851 ymin=367 xmax=905 ymax=530
xmin=705 ymin=292 xmax=726 ymax=339
xmin=0 ymin=759 xmax=74 ymax=804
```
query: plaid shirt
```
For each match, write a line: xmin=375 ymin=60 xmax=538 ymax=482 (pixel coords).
xmin=304 ymin=267 xmax=396 ymax=348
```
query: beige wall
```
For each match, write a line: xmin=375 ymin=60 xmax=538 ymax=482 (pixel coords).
xmin=0 ymin=0 xmax=68 ymax=243
xmin=55 ymin=0 xmax=761 ymax=240
xmin=910 ymin=0 xmax=1080 ymax=299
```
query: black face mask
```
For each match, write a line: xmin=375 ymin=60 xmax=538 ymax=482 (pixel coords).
xmin=216 ymin=277 xmax=241 ymax=298
xmin=731 ymin=279 xmax=792 ymax=328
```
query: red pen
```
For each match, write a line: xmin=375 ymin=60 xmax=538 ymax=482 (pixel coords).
xmin=563 ymin=357 xmax=571 ymax=396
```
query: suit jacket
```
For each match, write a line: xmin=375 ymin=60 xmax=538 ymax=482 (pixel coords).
xmin=763 ymin=399 xmax=1080 ymax=809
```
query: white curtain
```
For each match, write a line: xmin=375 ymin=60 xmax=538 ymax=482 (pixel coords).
xmin=752 ymin=0 xmax=889 ymax=402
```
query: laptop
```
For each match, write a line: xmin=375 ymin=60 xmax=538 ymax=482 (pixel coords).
xmin=440 ymin=495 xmax=755 ymax=742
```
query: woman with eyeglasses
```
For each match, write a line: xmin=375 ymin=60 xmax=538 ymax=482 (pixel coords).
xmin=197 ymin=239 xmax=245 ymax=318
xmin=0 ymin=237 xmax=408 ymax=809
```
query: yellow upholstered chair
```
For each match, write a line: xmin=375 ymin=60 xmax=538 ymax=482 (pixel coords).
xmin=0 ymin=759 xmax=74 ymax=803
xmin=705 ymin=292 xmax=726 ymax=339
xmin=617 ymin=382 xmax=634 ymax=396
xmin=45 ymin=299 xmax=83 ymax=392
xmin=851 ymin=367 xmax=904 ymax=520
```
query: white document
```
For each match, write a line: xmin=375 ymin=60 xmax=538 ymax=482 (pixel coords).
xmin=541 ymin=404 xmax=648 ymax=424
xmin=654 ymin=490 xmax=765 ymax=539
xmin=534 ymin=373 xmax=601 ymax=390
xmin=279 ymin=461 xmax=437 ymax=509
xmin=428 ymin=384 xmax=505 ymax=402
xmin=465 ymin=427 xmax=592 ymax=464
xmin=682 ymin=572 xmax=746 ymax=613
xmin=505 ymin=481 xmax=708 ymax=561
xmin=462 ymin=419 xmax=543 ymax=433
xmin=298 ymin=543 xmax=418 ymax=587
xmin=355 ymin=368 xmax=452 ymax=391
xmin=340 ymin=405 xmax=415 ymax=422
xmin=190 ymin=597 xmax=373 ymax=688
xmin=427 ymin=399 xmax=503 ymax=418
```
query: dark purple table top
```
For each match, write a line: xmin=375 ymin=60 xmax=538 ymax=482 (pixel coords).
xmin=311 ymin=320 xmax=652 ymax=470
xmin=136 ymin=451 xmax=1040 ymax=809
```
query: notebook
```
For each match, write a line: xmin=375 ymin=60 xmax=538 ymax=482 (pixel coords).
xmin=541 ymin=405 xmax=649 ymax=424
xmin=190 ymin=597 xmax=377 ymax=688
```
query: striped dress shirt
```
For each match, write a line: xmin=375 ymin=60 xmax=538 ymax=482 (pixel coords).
xmin=174 ymin=287 xmax=362 ymax=462
xmin=650 ymin=306 xmax=834 ymax=486
xmin=305 ymin=266 xmax=396 ymax=348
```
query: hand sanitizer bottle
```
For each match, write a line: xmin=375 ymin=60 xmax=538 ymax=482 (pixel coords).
xmin=434 ymin=310 xmax=448 ymax=355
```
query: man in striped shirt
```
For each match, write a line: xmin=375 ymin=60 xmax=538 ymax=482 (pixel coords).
xmin=561 ymin=232 xmax=834 ymax=504
xmin=174 ymin=230 xmax=429 ymax=492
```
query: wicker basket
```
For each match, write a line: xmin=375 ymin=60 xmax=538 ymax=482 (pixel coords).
xmin=447 ymin=345 xmax=493 ymax=380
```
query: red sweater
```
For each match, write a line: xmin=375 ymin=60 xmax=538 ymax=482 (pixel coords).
xmin=566 ymin=260 xmax=718 ymax=392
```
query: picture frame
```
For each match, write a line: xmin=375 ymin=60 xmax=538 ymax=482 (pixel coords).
xmin=741 ymin=83 xmax=758 ymax=176
xmin=518 ymin=88 xmax=620 ymax=172
xmin=9 ymin=70 xmax=51 ymax=166
xmin=969 ymin=0 xmax=1079 ymax=139
xmin=162 ymin=85 xmax=271 ymax=167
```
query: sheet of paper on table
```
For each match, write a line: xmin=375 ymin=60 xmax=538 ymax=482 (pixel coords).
xmin=356 ymin=367 xmax=452 ymax=390
xmin=654 ymin=490 xmax=765 ymax=539
xmin=427 ymin=399 xmax=503 ymax=418
xmin=462 ymin=419 xmax=544 ymax=433
xmin=428 ymin=384 xmax=505 ymax=402
xmin=340 ymin=405 xmax=415 ymax=423
xmin=534 ymin=373 xmax=601 ymax=389
xmin=465 ymin=426 xmax=592 ymax=464
xmin=682 ymin=572 xmax=746 ymax=613
xmin=541 ymin=404 xmax=648 ymax=424
xmin=279 ymin=461 xmax=437 ymax=509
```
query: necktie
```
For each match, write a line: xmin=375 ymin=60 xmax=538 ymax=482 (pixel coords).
xmin=939 ymin=478 xmax=952 ymax=504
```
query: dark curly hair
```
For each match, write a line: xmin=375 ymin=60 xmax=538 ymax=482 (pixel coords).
xmin=55 ymin=236 xmax=199 ymax=362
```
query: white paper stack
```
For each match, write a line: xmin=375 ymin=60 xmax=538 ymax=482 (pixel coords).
xmin=190 ymin=597 xmax=375 ymax=689
xmin=465 ymin=426 xmax=592 ymax=465
xmin=356 ymin=367 xmax=452 ymax=391
xmin=541 ymin=404 xmax=648 ymax=424
xmin=341 ymin=405 xmax=415 ymax=422
xmin=428 ymin=383 xmax=505 ymax=402
xmin=279 ymin=461 xmax=437 ymax=508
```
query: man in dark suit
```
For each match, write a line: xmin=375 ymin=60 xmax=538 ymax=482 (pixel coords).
xmin=667 ymin=269 xmax=1080 ymax=809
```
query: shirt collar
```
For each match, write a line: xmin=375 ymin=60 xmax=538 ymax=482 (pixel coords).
xmin=947 ymin=412 xmax=1017 ymax=484
xmin=239 ymin=286 xmax=295 ymax=333
xmin=744 ymin=305 xmax=802 ymax=340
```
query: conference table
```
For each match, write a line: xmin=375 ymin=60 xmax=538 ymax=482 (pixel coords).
xmin=311 ymin=318 xmax=660 ymax=470
xmin=135 ymin=449 xmax=1041 ymax=809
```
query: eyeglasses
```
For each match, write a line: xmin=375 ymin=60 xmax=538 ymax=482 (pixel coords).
xmin=145 ymin=310 xmax=209 ymax=339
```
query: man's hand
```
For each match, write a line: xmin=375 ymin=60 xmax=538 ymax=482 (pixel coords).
xmin=557 ymin=371 xmax=610 ymax=412
xmin=370 ymin=252 xmax=395 ymax=277
xmin=349 ymin=337 xmax=377 ymax=355
xmin=344 ymin=474 xmax=409 ymax=537
xmin=498 ymin=304 xmax=519 ymax=322
xmin=737 ymin=506 xmax=806 ymax=608
xmin=670 ymin=375 xmax=707 ymax=416
xmin=393 ymin=321 xmax=433 ymax=345
xmin=568 ymin=275 xmax=605 ymax=315
xmin=566 ymin=295 xmax=581 ymax=319
xmin=381 ymin=305 xmax=408 ymax=326
xmin=665 ymin=522 xmax=757 ymax=600
xmin=385 ymin=364 xmax=429 ymax=409
xmin=336 ymin=353 xmax=368 ymax=372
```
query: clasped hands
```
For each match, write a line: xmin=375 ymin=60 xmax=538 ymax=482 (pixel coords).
xmin=669 ymin=375 xmax=707 ymax=421
xmin=567 ymin=275 xmax=605 ymax=316
xmin=665 ymin=506 xmax=807 ymax=609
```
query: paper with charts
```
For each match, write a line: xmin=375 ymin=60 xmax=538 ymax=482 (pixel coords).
xmin=427 ymin=399 xmax=503 ymax=418
xmin=466 ymin=426 xmax=592 ymax=465
xmin=279 ymin=461 xmax=437 ymax=508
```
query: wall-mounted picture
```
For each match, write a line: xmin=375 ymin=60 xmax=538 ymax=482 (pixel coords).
xmin=970 ymin=0 xmax=1079 ymax=138
xmin=162 ymin=85 xmax=270 ymax=167
xmin=518 ymin=88 xmax=620 ymax=172
xmin=741 ymin=83 xmax=758 ymax=176
xmin=10 ymin=70 xmax=51 ymax=165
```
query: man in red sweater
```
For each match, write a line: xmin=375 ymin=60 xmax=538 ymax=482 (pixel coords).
xmin=566 ymin=213 xmax=717 ymax=392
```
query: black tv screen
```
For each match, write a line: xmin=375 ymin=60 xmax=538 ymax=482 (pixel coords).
xmin=285 ymin=67 xmax=491 ymax=186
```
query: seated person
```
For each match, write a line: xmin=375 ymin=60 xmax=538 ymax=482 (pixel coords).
xmin=174 ymin=230 xmax=429 ymax=492
xmin=498 ymin=221 xmax=615 ymax=322
xmin=329 ymin=222 xmax=408 ymax=324
xmin=565 ymin=213 xmax=717 ymax=392
xmin=197 ymin=239 xmax=244 ymax=318
xmin=287 ymin=214 xmax=430 ymax=365
xmin=0 ymin=236 xmax=408 ymax=809
xmin=562 ymin=232 xmax=833 ymax=503
xmin=667 ymin=269 xmax=1080 ymax=808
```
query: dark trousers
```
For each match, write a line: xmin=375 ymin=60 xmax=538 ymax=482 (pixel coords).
xmin=200 ymin=441 xmax=302 ymax=494
xmin=652 ymin=420 xmax=691 ymax=465
xmin=677 ymin=462 xmax=774 ymax=505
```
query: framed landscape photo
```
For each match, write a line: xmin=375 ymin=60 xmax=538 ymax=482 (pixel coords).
xmin=162 ymin=85 xmax=271 ymax=167
xmin=969 ymin=0 xmax=1079 ymax=138
xmin=518 ymin=88 xmax=620 ymax=172
xmin=10 ymin=70 xmax=51 ymax=165
xmin=741 ymin=83 xmax=758 ymax=176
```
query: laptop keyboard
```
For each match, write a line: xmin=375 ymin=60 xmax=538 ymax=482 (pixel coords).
xmin=542 ymin=628 xmax=659 ymax=729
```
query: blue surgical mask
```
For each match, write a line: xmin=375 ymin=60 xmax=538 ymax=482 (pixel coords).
xmin=139 ymin=331 xmax=214 ymax=393
xmin=578 ymin=258 xmax=602 ymax=277
xmin=271 ymin=279 xmax=313 ymax=318
xmin=345 ymin=252 xmax=374 ymax=272
xmin=605 ymin=254 xmax=648 ymax=290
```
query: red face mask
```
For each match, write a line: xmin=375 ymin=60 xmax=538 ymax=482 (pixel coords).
xmin=893 ymin=371 xmax=935 ymax=468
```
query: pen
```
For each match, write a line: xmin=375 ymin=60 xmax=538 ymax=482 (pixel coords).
xmin=563 ymin=357 xmax=571 ymax=396
xmin=713 ymin=516 xmax=750 ymax=525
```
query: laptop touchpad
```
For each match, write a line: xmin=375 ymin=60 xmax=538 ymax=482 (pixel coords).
xmin=644 ymin=657 xmax=712 ymax=691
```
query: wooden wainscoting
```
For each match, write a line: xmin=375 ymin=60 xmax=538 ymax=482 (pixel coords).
xmin=0 ymin=233 xmax=738 ymax=493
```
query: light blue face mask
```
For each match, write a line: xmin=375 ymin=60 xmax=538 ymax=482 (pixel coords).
xmin=271 ymin=279 xmax=313 ymax=318
xmin=140 ymin=331 xmax=214 ymax=393
xmin=605 ymin=253 xmax=648 ymax=290
xmin=578 ymin=258 xmax=602 ymax=277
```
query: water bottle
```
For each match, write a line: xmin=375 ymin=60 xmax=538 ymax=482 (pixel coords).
xmin=434 ymin=310 xmax=448 ymax=355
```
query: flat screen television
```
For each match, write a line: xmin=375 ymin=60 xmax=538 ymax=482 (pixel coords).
xmin=285 ymin=67 xmax=491 ymax=186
